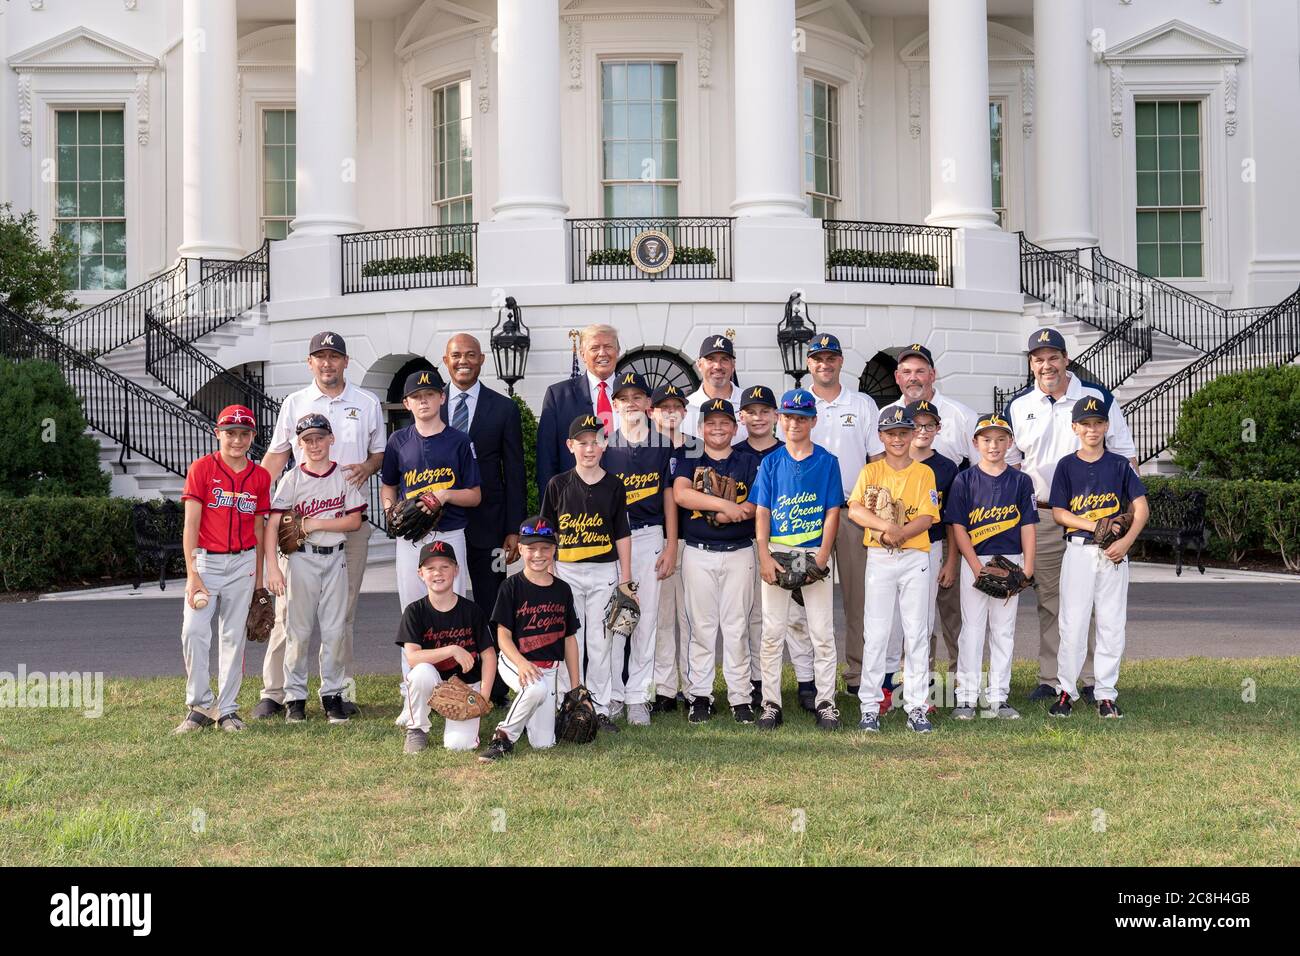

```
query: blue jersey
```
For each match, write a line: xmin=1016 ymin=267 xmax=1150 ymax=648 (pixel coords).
xmin=750 ymin=444 xmax=844 ymax=549
xmin=918 ymin=452 xmax=960 ymax=544
xmin=1048 ymin=450 xmax=1148 ymax=542
xmin=669 ymin=445 xmax=759 ymax=545
xmin=942 ymin=465 xmax=1038 ymax=555
xmin=603 ymin=434 xmax=676 ymax=529
xmin=380 ymin=425 xmax=481 ymax=532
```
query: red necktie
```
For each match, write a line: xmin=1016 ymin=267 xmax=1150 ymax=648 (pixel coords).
xmin=596 ymin=380 xmax=612 ymax=435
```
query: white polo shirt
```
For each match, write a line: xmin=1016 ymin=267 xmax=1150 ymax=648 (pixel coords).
xmin=683 ymin=381 xmax=749 ymax=442
xmin=926 ymin=388 xmax=979 ymax=468
xmin=808 ymin=384 xmax=884 ymax=498
xmin=1003 ymin=374 xmax=1137 ymax=502
xmin=268 ymin=380 xmax=386 ymax=466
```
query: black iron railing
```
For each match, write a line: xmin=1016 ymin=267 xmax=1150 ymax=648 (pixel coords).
xmin=151 ymin=241 xmax=270 ymax=344
xmin=823 ymin=221 xmax=953 ymax=286
xmin=1122 ymin=285 xmax=1300 ymax=464
xmin=58 ymin=258 xmax=191 ymax=357
xmin=568 ymin=217 xmax=734 ymax=282
xmin=341 ymin=224 xmax=477 ymax=294
xmin=1 ymin=303 xmax=215 ymax=478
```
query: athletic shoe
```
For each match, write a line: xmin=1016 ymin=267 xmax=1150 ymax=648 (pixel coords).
xmin=1098 ymin=699 xmax=1124 ymax=719
xmin=1049 ymin=692 xmax=1073 ymax=718
xmin=992 ymin=702 xmax=1021 ymax=720
xmin=756 ymin=702 xmax=783 ymax=730
xmin=951 ymin=702 xmax=977 ymax=720
xmin=285 ymin=700 xmax=307 ymax=723
xmin=732 ymin=703 xmax=756 ymax=724
xmin=321 ymin=694 xmax=349 ymax=724
xmin=797 ymin=681 xmax=817 ymax=713
xmin=598 ymin=713 xmax=621 ymax=734
xmin=750 ymin=682 xmax=763 ymax=712
xmin=251 ymin=698 xmax=283 ymax=720
xmin=879 ymin=687 xmax=893 ymax=716
xmin=217 ymin=714 xmax=246 ymax=732
xmin=1028 ymin=683 xmax=1057 ymax=702
xmin=906 ymin=708 xmax=933 ymax=733
xmin=404 ymin=728 xmax=428 ymax=754
xmin=608 ymin=701 xmax=625 ymax=721
xmin=689 ymin=697 xmax=711 ymax=724
xmin=1080 ymin=685 xmax=1097 ymax=706
xmin=815 ymin=701 xmax=841 ymax=731
xmin=478 ymin=731 xmax=513 ymax=763
xmin=857 ymin=711 xmax=880 ymax=733
xmin=172 ymin=710 xmax=214 ymax=735
xmin=651 ymin=694 xmax=677 ymax=714
xmin=675 ymin=691 xmax=688 ymax=707
xmin=627 ymin=703 xmax=651 ymax=726
xmin=341 ymin=700 xmax=361 ymax=717
xmin=845 ymin=683 xmax=860 ymax=698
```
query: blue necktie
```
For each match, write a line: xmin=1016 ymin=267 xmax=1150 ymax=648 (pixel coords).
xmin=452 ymin=391 xmax=469 ymax=433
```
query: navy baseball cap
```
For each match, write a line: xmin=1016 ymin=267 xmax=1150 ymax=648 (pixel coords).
xmin=699 ymin=334 xmax=735 ymax=359
xmin=519 ymin=515 xmax=558 ymax=545
xmin=897 ymin=342 xmax=935 ymax=366
xmin=808 ymin=333 xmax=843 ymax=357
xmin=403 ymin=368 xmax=445 ymax=397
xmin=973 ymin=412 xmax=1014 ymax=436
xmin=778 ymin=389 xmax=817 ymax=417
xmin=904 ymin=399 xmax=941 ymax=423
xmin=612 ymin=370 xmax=651 ymax=398
xmin=700 ymin=397 xmax=737 ymax=422
xmin=309 ymin=331 xmax=347 ymax=356
xmin=739 ymin=385 xmax=777 ymax=409
xmin=651 ymin=383 xmax=686 ymax=407
xmin=418 ymin=539 xmax=458 ymax=567
xmin=878 ymin=405 xmax=915 ymax=430
xmin=295 ymin=413 xmax=332 ymax=437
xmin=1072 ymin=395 xmax=1110 ymax=423
xmin=569 ymin=413 xmax=604 ymax=439
xmin=1027 ymin=328 xmax=1068 ymax=354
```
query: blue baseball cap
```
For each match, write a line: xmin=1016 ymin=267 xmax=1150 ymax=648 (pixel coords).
xmin=973 ymin=412 xmax=1014 ymax=436
xmin=403 ymin=368 xmax=445 ymax=397
xmin=778 ymin=389 xmax=818 ymax=417
xmin=295 ymin=413 xmax=332 ymax=437
xmin=897 ymin=342 xmax=935 ymax=366
xmin=612 ymin=370 xmax=651 ymax=398
xmin=699 ymin=334 xmax=736 ymax=359
xmin=1072 ymin=395 xmax=1110 ymax=423
xmin=739 ymin=385 xmax=777 ymax=409
xmin=651 ymin=383 xmax=686 ymax=407
xmin=569 ymin=413 xmax=605 ymax=439
xmin=1027 ymin=328 xmax=1068 ymax=354
xmin=418 ymin=539 xmax=458 ymax=567
xmin=808 ymin=333 xmax=843 ymax=357
xmin=904 ymin=399 xmax=941 ymax=423
xmin=878 ymin=405 xmax=915 ymax=430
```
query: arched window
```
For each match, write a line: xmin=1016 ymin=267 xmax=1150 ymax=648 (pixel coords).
xmin=386 ymin=356 xmax=438 ymax=433
xmin=858 ymin=348 xmax=904 ymax=409
xmin=617 ymin=347 xmax=700 ymax=395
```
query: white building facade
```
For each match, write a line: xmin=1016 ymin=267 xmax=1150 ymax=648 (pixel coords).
xmin=4 ymin=0 xmax=1300 ymax=494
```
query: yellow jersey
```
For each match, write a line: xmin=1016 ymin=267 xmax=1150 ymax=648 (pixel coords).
xmin=848 ymin=459 xmax=940 ymax=551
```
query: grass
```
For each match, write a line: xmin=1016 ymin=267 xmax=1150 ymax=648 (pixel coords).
xmin=1 ymin=658 xmax=1297 ymax=866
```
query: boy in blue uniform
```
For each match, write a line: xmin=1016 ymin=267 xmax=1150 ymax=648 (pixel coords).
xmin=943 ymin=412 xmax=1038 ymax=719
xmin=1048 ymin=396 xmax=1149 ymax=718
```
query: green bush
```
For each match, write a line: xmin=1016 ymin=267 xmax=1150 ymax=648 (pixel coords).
xmin=0 ymin=202 xmax=80 ymax=325
xmin=0 ymin=358 xmax=110 ymax=498
xmin=513 ymin=392 xmax=539 ymax=516
xmin=1170 ymin=366 xmax=1300 ymax=481
xmin=585 ymin=246 xmax=717 ymax=267
xmin=586 ymin=248 xmax=632 ymax=266
xmin=0 ymin=497 xmax=154 ymax=591
xmin=360 ymin=251 xmax=473 ymax=278
xmin=1140 ymin=476 xmax=1300 ymax=570
xmin=826 ymin=248 xmax=940 ymax=271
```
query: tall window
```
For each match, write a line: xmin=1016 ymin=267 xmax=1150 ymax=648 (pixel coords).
xmin=55 ymin=109 xmax=126 ymax=290
xmin=433 ymin=79 xmax=472 ymax=224
xmin=601 ymin=60 xmax=678 ymax=217
xmin=803 ymin=77 xmax=839 ymax=219
xmin=989 ymin=99 xmax=1007 ymax=229
xmin=1135 ymin=100 xmax=1203 ymax=278
xmin=261 ymin=109 xmax=296 ymax=240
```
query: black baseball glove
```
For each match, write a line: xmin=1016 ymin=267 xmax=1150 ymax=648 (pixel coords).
xmin=972 ymin=554 xmax=1035 ymax=601
xmin=769 ymin=550 xmax=830 ymax=607
xmin=385 ymin=493 xmax=443 ymax=541
xmin=555 ymin=686 xmax=599 ymax=744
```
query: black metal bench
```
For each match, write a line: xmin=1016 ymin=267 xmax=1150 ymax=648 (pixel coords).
xmin=1137 ymin=487 xmax=1207 ymax=576
xmin=131 ymin=500 xmax=185 ymax=590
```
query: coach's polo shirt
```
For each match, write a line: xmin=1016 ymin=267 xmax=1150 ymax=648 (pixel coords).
xmin=267 ymin=380 xmax=386 ymax=467
xmin=807 ymin=385 xmax=885 ymax=500
xmin=683 ymin=382 xmax=749 ymax=443
xmin=925 ymin=389 xmax=978 ymax=469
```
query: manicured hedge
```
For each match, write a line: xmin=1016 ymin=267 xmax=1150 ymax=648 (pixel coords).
xmin=0 ymin=496 xmax=162 ymax=592
xmin=1171 ymin=366 xmax=1300 ymax=481
xmin=359 ymin=250 xmax=473 ymax=277
xmin=826 ymin=248 xmax=940 ymax=271
xmin=513 ymin=393 xmax=539 ymax=517
xmin=1140 ymin=476 xmax=1300 ymax=570
xmin=585 ymin=245 xmax=717 ymax=267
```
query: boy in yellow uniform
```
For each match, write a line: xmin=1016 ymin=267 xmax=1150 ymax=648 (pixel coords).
xmin=847 ymin=406 xmax=940 ymax=733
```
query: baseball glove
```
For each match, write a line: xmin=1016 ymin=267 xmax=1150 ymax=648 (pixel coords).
xmin=973 ymin=554 xmax=1036 ymax=601
xmin=385 ymin=493 xmax=443 ymax=541
xmin=428 ymin=675 xmax=492 ymax=721
xmin=603 ymin=581 xmax=641 ymax=639
xmin=1093 ymin=508 xmax=1135 ymax=549
xmin=277 ymin=512 xmax=307 ymax=554
xmin=245 ymin=587 xmax=275 ymax=643
xmin=769 ymin=550 xmax=830 ymax=607
xmin=693 ymin=466 xmax=739 ymax=529
xmin=860 ymin=484 xmax=905 ymax=548
xmin=555 ymin=686 xmax=599 ymax=744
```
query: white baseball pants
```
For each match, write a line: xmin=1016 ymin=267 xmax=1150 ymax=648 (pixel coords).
xmin=181 ymin=548 xmax=255 ymax=718
xmin=860 ymin=547 xmax=933 ymax=714
xmin=683 ymin=544 xmax=755 ymax=706
xmin=395 ymin=527 xmax=469 ymax=721
xmin=612 ymin=526 xmax=662 ymax=707
xmin=748 ymin=543 xmax=813 ymax=683
xmin=555 ymin=559 xmax=620 ymax=716
xmin=494 ymin=655 xmax=560 ymax=748
xmin=404 ymin=662 xmax=482 ymax=749
xmin=759 ymin=546 xmax=837 ymax=708
xmin=1058 ymin=540 xmax=1129 ymax=703
xmin=282 ymin=549 xmax=349 ymax=701
xmin=955 ymin=552 xmax=1023 ymax=708
xmin=886 ymin=544 xmax=941 ymax=673
xmin=653 ymin=538 xmax=690 ymax=698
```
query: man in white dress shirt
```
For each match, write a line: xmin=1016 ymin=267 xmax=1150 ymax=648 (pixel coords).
xmin=683 ymin=334 xmax=749 ymax=442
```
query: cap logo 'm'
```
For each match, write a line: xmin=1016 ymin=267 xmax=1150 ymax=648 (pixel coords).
xmin=1084 ymin=398 xmax=1099 ymax=411
xmin=1038 ymin=331 xmax=1051 ymax=342
xmin=819 ymin=337 xmax=830 ymax=346
xmin=910 ymin=343 xmax=923 ymax=351
xmin=321 ymin=334 xmax=335 ymax=345
xmin=713 ymin=337 xmax=724 ymax=348
xmin=623 ymin=373 xmax=635 ymax=383
xmin=710 ymin=400 xmax=724 ymax=410
xmin=751 ymin=388 xmax=763 ymax=397
xmin=418 ymin=372 xmax=430 ymax=384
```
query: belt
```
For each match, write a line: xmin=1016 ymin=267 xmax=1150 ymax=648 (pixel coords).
xmin=307 ymin=544 xmax=340 ymax=555
xmin=685 ymin=540 xmax=751 ymax=553
xmin=1066 ymin=536 xmax=1096 ymax=548
xmin=197 ymin=546 xmax=256 ymax=556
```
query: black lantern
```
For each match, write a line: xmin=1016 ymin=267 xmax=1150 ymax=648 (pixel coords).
xmin=776 ymin=290 xmax=817 ymax=387
xmin=490 ymin=296 xmax=530 ymax=396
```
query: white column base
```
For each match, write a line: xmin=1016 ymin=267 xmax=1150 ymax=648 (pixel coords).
xmin=1036 ymin=234 xmax=1098 ymax=252
xmin=477 ymin=220 xmax=569 ymax=287
xmin=490 ymin=197 xmax=570 ymax=221
xmin=1247 ymin=258 xmax=1300 ymax=306
xmin=925 ymin=206 xmax=1000 ymax=231
xmin=271 ymin=234 xmax=342 ymax=302
xmin=731 ymin=195 xmax=809 ymax=218
xmin=177 ymin=241 xmax=245 ymax=261
xmin=289 ymin=214 xmax=364 ymax=237
xmin=731 ymin=217 xmax=825 ymax=285
xmin=953 ymin=228 xmax=1018 ymax=293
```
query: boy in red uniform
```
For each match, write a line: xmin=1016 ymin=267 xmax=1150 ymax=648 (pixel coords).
xmin=173 ymin=405 xmax=273 ymax=734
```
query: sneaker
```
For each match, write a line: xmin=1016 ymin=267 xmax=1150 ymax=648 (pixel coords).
xmin=879 ymin=686 xmax=893 ymax=716
xmin=675 ymin=691 xmax=688 ymax=708
xmin=608 ymin=701 xmax=626 ymax=721
xmin=951 ymin=702 xmax=977 ymax=720
xmin=845 ymin=683 xmax=860 ymax=698
xmin=689 ymin=697 xmax=711 ymax=724
xmin=285 ymin=700 xmax=306 ymax=723
xmin=251 ymin=698 xmax=283 ymax=720
xmin=815 ymin=701 xmax=841 ymax=731
xmin=321 ymin=694 xmax=349 ymax=724
xmin=478 ymin=731 xmax=513 ymax=763
xmin=172 ymin=710 xmax=214 ymax=735
xmin=906 ymin=707 xmax=933 ymax=734
xmin=797 ymin=681 xmax=817 ymax=713
xmin=217 ymin=713 xmax=246 ymax=732
xmin=732 ymin=703 xmax=756 ymax=724
xmin=857 ymin=711 xmax=880 ymax=733
xmin=756 ymin=702 xmax=783 ymax=730
xmin=627 ymin=703 xmax=651 ymax=726
xmin=1098 ymin=699 xmax=1124 ymax=719
xmin=1049 ymin=692 xmax=1073 ymax=718
xmin=750 ymin=682 xmax=763 ymax=712
xmin=341 ymin=700 xmax=361 ymax=717
xmin=987 ymin=702 xmax=1021 ymax=720
xmin=597 ymin=713 xmax=621 ymax=734
xmin=1028 ymin=683 xmax=1057 ymax=702
xmin=651 ymin=694 xmax=678 ymax=714
xmin=1080 ymin=685 xmax=1097 ymax=706
xmin=404 ymin=728 xmax=428 ymax=754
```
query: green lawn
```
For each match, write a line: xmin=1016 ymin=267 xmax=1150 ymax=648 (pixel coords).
xmin=2 ymin=658 xmax=1297 ymax=866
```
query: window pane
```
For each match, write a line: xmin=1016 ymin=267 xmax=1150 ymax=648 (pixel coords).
xmin=80 ymin=220 xmax=102 ymax=255
xmin=1157 ymin=102 xmax=1179 ymax=135
xmin=79 ymin=146 xmax=101 ymax=181
xmin=102 ymin=145 xmax=124 ymax=181
xmin=813 ymin=81 xmax=826 ymax=120
xmin=627 ymin=184 xmax=653 ymax=216
xmin=1135 ymin=136 xmax=1156 ymax=171
xmin=814 ymin=158 xmax=828 ymax=194
xmin=78 ymin=111 xmax=101 ymax=144
xmin=78 ymin=183 xmax=101 ymax=217
xmin=1136 ymin=211 xmax=1157 ymax=243
xmin=661 ymin=140 xmax=677 ymax=179
xmin=1182 ymin=242 xmax=1202 ymax=277
xmin=607 ymin=62 xmax=626 ymax=100
xmin=81 ymin=257 xmax=105 ymax=290
xmin=265 ymin=146 xmax=285 ymax=182
xmin=1181 ymin=102 xmax=1199 ymax=134
xmin=1157 ymin=135 xmax=1179 ymax=172
xmin=627 ymin=62 xmax=651 ymax=100
xmin=57 ymin=183 xmax=78 ymax=217
xmin=102 ymin=111 xmax=124 ymax=145
xmin=286 ymin=146 xmax=296 ymax=183
xmin=1134 ymin=102 xmax=1156 ymax=135
xmin=629 ymin=141 xmax=652 ymax=178
xmin=1159 ymin=172 xmax=1181 ymax=205
xmin=604 ymin=184 xmax=619 ymax=216
xmin=265 ymin=181 xmax=285 ymax=216
xmin=654 ymin=62 xmax=676 ymax=99
xmin=265 ymin=110 xmax=284 ymax=145
xmin=656 ymin=184 xmax=677 ymax=217
xmin=103 ymin=255 xmax=127 ymax=290
xmin=1159 ymin=243 xmax=1182 ymax=277
xmin=57 ymin=111 xmax=78 ymax=145
xmin=1182 ymin=172 xmax=1201 ymax=206
xmin=286 ymin=186 xmax=296 ymax=216
xmin=58 ymin=146 xmax=77 ymax=180
xmin=264 ymin=219 xmax=288 ymax=241
xmin=1182 ymin=210 xmax=1201 ymax=242
xmin=1137 ymin=244 xmax=1158 ymax=275
xmin=628 ymin=103 xmax=651 ymax=140
xmin=1158 ymin=210 xmax=1181 ymax=242
xmin=1181 ymin=137 xmax=1199 ymax=171
xmin=102 ymin=182 xmax=125 ymax=217
xmin=103 ymin=220 xmax=126 ymax=255
xmin=658 ymin=100 xmax=676 ymax=140
xmin=286 ymin=110 xmax=296 ymax=142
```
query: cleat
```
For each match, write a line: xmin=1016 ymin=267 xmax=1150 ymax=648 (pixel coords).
xmin=857 ymin=711 xmax=880 ymax=733
xmin=285 ymin=700 xmax=307 ymax=723
xmin=906 ymin=707 xmax=933 ymax=733
xmin=688 ymin=697 xmax=711 ymax=724
xmin=404 ymin=728 xmax=428 ymax=754
xmin=756 ymin=702 xmax=783 ymax=730
xmin=732 ymin=703 xmax=756 ymax=724
xmin=1098 ymin=699 xmax=1124 ymax=719
xmin=627 ymin=703 xmax=651 ymax=726
xmin=951 ymin=702 xmax=977 ymax=721
xmin=172 ymin=710 xmax=214 ymax=735
xmin=321 ymin=694 xmax=349 ymax=724
xmin=1028 ymin=683 xmax=1057 ymax=702
xmin=251 ymin=698 xmax=283 ymax=720
xmin=478 ymin=731 xmax=514 ymax=763
xmin=815 ymin=700 xmax=841 ymax=730
xmin=217 ymin=713 xmax=246 ymax=732
xmin=1049 ymin=692 xmax=1073 ymax=718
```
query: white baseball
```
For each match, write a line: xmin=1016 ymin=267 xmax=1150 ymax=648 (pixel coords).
xmin=192 ymin=592 xmax=209 ymax=610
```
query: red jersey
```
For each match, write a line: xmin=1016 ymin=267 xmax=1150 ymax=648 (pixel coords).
xmin=181 ymin=452 xmax=272 ymax=553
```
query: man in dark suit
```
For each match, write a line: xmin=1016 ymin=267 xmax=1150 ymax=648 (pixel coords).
xmin=535 ymin=323 xmax=621 ymax=502
xmin=442 ymin=333 xmax=526 ymax=705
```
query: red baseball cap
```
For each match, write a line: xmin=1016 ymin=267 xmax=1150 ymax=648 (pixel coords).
xmin=216 ymin=405 xmax=257 ymax=431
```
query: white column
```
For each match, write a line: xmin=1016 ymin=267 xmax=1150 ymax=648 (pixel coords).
xmin=924 ymin=0 xmax=997 ymax=229
xmin=492 ymin=0 xmax=567 ymax=219
xmin=731 ymin=0 xmax=805 ymax=217
xmin=178 ymin=0 xmax=242 ymax=259
xmin=290 ymin=0 xmax=361 ymax=236
xmin=1033 ymin=0 xmax=1096 ymax=249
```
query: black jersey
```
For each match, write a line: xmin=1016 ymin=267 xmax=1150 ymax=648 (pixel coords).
xmin=491 ymin=572 xmax=580 ymax=663
xmin=395 ymin=594 xmax=495 ymax=684
xmin=541 ymin=469 xmax=631 ymax=563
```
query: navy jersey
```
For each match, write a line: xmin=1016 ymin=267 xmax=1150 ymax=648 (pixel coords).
xmin=918 ymin=452 xmax=960 ymax=544
xmin=1048 ymin=450 xmax=1148 ymax=542
xmin=603 ymin=434 xmax=676 ymax=529
xmin=670 ymin=445 xmax=760 ymax=545
xmin=736 ymin=438 xmax=783 ymax=461
xmin=942 ymin=465 xmax=1039 ymax=555
xmin=381 ymin=425 xmax=481 ymax=532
